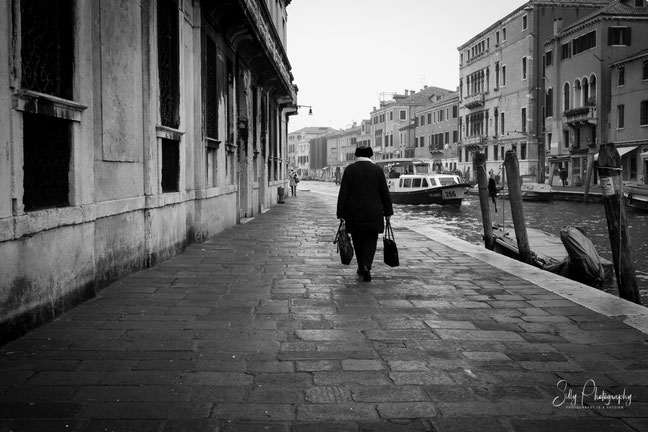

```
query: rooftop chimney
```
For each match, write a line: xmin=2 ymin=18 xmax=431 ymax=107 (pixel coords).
xmin=404 ymin=90 xmax=409 ymax=96
xmin=553 ymin=18 xmax=563 ymax=36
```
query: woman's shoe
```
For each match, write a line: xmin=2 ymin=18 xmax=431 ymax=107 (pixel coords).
xmin=362 ymin=266 xmax=371 ymax=282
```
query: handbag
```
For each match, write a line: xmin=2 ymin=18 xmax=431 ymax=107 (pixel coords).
xmin=333 ymin=220 xmax=354 ymax=265
xmin=383 ymin=219 xmax=399 ymax=267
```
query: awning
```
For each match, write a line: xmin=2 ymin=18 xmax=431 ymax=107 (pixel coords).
xmin=594 ymin=145 xmax=638 ymax=161
xmin=547 ymin=155 xmax=570 ymax=162
xmin=618 ymin=146 xmax=639 ymax=157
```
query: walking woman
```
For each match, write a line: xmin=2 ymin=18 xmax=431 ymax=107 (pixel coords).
xmin=289 ymin=171 xmax=299 ymax=196
xmin=336 ymin=146 xmax=393 ymax=281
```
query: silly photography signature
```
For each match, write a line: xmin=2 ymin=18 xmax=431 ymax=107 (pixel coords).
xmin=553 ymin=379 xmax=633 ymax=410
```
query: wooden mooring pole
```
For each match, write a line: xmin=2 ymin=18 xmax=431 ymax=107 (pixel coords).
xmin=583 ymin=153 xmax=595 ymax=203
xmin=504 ymin=150 xmax=532 ymax=265
xmin=474 ymin=153 xmax=494 ymax=250
xmin=597 ymin=144 xmax=641 ymax=304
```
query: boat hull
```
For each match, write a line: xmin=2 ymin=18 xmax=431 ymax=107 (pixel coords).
xmin=623 ymin=182 xmax=648 ymax=211
xmin=500 ymin=183 xmax=554 ymax=202
xmin=390 ymin=184 xmax=467 ymax=205
xmin=520 ymin=191 xmax=554 ymax=202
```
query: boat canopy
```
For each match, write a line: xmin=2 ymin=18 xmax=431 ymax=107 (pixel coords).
xmin=375 ymin=159 xmax=433 ymax=175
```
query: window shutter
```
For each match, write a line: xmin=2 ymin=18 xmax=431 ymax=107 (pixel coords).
xmin=608 ymin=27 xmax=614 ymax=45
xmin=625 ymin=27 xmax=632 ymax=45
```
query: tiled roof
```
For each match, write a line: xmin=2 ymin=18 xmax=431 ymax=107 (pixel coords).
xmin=289 ymin=126 xmax=335 ymax=135
xmin=610 ymin=48 xmax=648 ymax=67
xmin=556 ymin=0 xmax=648 ymax=38
xmin=598 ymin=0 xmax=648 ymax=15
xmin=531 ymin=0 xmax=609 ymax=6
xmin=388 ymin=86 xmax=455 ymax=107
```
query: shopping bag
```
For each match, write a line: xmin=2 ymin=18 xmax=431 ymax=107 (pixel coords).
xmin=383 ymin=219 xmax=399 ymax=267
xmin=334 ymin=220 xmax=354 ymax=265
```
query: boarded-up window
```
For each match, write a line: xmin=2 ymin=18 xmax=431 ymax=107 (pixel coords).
xmin=23 ymin=114 xmax=71 ymax=211
xmin=161 ymin=139 xmax=180 ymax=192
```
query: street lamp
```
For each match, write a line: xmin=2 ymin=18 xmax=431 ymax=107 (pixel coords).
xmin=297 ymin=105 xmax=313 ymax=115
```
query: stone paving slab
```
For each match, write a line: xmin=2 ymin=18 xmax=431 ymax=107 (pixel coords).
xmin=1 ymin=182 xmax=648 ymax=431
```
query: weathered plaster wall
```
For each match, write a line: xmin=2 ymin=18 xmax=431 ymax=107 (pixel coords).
xmin=0 ymin=0 xmax=294 ymax=344
xmin=195 ymin=191 xmax=238 ymax=240
xmin=148 ymin=203 xmax=188 ymax=266
xmin=0 ymin=224 xmax=95 ymax=334
xmin=94 ymin=211 xmax=147 ymax=285
xmin=100 ymin=0 xmax=144 ymax=164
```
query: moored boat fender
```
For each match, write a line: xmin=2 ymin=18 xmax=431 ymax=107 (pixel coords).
xmin=627 ymin=193 xmax=633 ymax=205
xmin=559 ymin=225 xmax=605 ymax=287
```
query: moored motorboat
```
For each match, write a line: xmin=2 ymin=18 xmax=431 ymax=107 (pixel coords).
xmin=386 ymin=173 xmax=470 ymax=205
xmin=500 ymin=182 xmax=554 ymax=202
xmin=623 ymin=181 xmax=648 ymax=211
xmin=375 ymin=158 xmax=470 ymax=205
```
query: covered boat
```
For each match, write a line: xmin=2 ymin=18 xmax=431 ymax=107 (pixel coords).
xmin=623 ymin=181 xmax=648 ymax=211
xmin=500 ymin=182 xmax=554 ymax=202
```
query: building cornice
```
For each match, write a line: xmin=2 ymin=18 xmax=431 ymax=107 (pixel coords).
xmin=459 ymin=0 xmax=609 ymax=50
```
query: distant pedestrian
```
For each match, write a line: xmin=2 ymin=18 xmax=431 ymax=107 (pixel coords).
xmin=488 ymin=170 xmax=498 ymax=213
xmin=560 ymin=167 xmax=568 ymax=186
xmin=289 ymin=171 xmax=299 ymax=196
xmin=336 ymin=146 xmax=393 ymax=281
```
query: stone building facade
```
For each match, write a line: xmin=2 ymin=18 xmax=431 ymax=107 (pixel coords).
xmin=371 ymin=87 xmax=454 ymax=160
xmin=0 ymin=0 xmax=297 ymax=342
xmin=414 ymin=93 xmax=460 ymax=169
xmin=545 ymin=0 xmax=648 ymax=186
xmin=610 ymin=49 xmax=648 ymax=183
xmin=458 ymin=0 xmax=609 ymax=183
xmin=326 ymin=125 xmax=361 ymax=174
xmin=287 ymin=127 xmax=334 ymax=177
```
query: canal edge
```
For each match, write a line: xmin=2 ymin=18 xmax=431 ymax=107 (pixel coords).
xmin=406 ymin=221 xmax=648 ymax=336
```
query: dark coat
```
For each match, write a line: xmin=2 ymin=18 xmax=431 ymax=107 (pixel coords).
xmin=336 ymin=160 xmax=393 ymax=234
xmin=488 ymin=178 xmax=497 ymax=197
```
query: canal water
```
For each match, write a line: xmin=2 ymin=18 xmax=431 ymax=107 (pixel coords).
xmin=303 ymin=180 xmax=648 ymax=305
xmin=392 ymin=194 xmax=648 ymax=305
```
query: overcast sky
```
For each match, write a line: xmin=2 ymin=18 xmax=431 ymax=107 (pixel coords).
xmin=286 ymin=0 xmax=528 ymax=133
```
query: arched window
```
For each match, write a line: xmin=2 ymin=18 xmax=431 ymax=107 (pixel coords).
xmin=563 ymin=82 xmax=570 ymax=111
xmin=574 ymin=79 xmax=582 ymax=108
xmin=582 ymin=77 xmax=589 ymax=105
xmin=494 ymin=108 xmax=499 ymax=136
xmin=589 ymin=74 xmax=597 ymax=105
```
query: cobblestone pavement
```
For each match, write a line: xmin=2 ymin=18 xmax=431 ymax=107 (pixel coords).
xmin=1 ymin=181 xmax=648 ymax=431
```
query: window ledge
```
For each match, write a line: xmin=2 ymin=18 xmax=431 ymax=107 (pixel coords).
xmin=225 ymin=142 xmax=237 ymax=153
xmin=156 ymin=125 xmax=184 ymax=141
xmin=206 ymin=137 xmax=221 ymax=149
xmin=13 ymin=89 xmax=87 ymax=121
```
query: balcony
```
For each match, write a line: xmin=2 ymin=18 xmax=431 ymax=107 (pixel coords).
xmin=462 ymin=92 xmax=485 ymax=109
xmin=461 ymin=135 xmax=484 ymax=151
xmin=563 ymin=105 xmax=597 ymax=127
